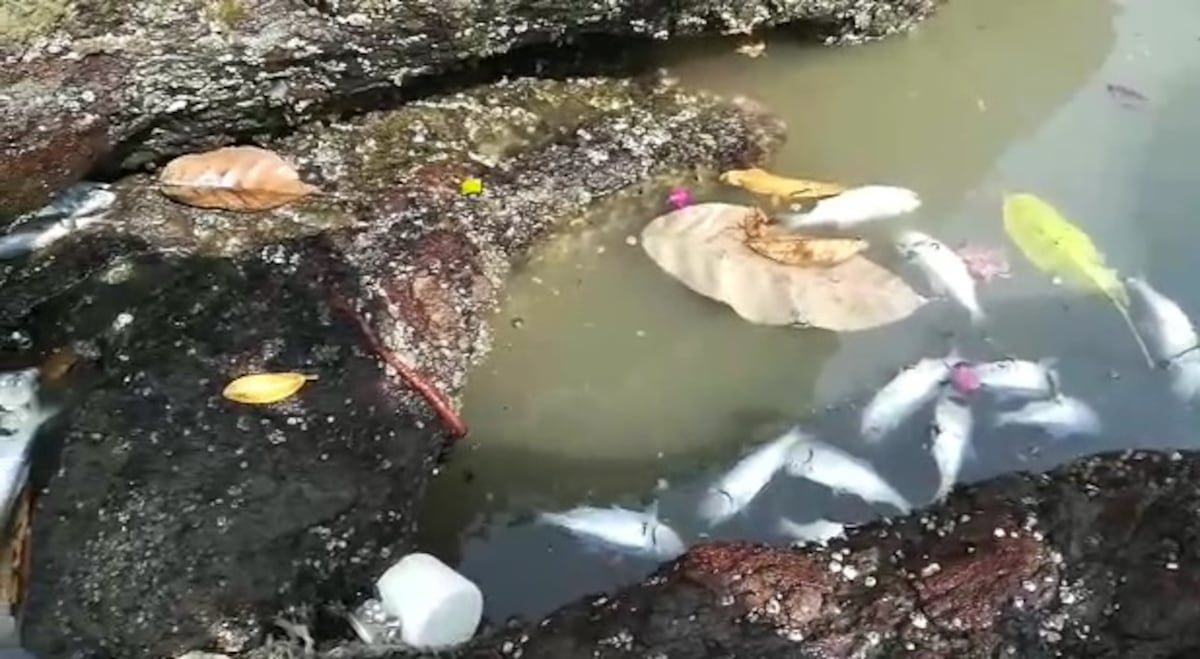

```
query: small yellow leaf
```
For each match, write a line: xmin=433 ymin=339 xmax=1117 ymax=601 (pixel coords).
xmin=222 ymin=372 xmax=313 ymax=405
xmin=719 ymin=168 xmax=845 ymax=205
xmin=159 ymin=145 xmax=319 ymax=212
xmin=461 ymin=177 xmax=484 ymax=196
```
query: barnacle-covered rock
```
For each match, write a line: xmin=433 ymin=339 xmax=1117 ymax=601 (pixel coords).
xmin=0 ymin=0 xmax=940 ymax=219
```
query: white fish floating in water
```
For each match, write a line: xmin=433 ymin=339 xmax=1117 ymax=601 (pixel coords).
xmin=776 ymin=185 xmax=921 ymax=232
xmin=783 ymin=435 xmax=912 ymax=513
xmin=974 ymin=358 xmax=1059 ymax=402
xmin=695 ymin=426 xmax=806 ymax=527
xmin=993 ymin=395 xmax=1101 ymax=439
xmin=0 ymin=181 xmax=115 ymax=261
xmin=893 ymin=230 xmax=985 ymax=325
xmin=1166 ymin=350 xmax=1200 ymax=405
xmin=929 ymin=391 xmax=973 ymax=503
xmin=0 ymin=368 xmax=60 ymax=530
xmin=537 ymin=502 xmax=686 ymax=560
xmin=860 ymin=348 xmax=958 ymax=443
xmin=1125 ymin=276 xmax=1198 ymax=365
xmin=776 ymin=517 xmax=847 ymax=545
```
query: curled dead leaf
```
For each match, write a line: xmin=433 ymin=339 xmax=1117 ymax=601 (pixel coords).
xmin=0 ymin=486 xmax=32 ymax=608
xmin=159 ymin=145 xmax=319 ymax=212
xmin=738 ymin=208 xmax=867 ymax=267
xmin=641 ymin=203 xmax=927 ymax=331
xmin=719 ymin=168 xmax=846 ymax=206
xmin=222 ymin=372 xmax=315 ymax=405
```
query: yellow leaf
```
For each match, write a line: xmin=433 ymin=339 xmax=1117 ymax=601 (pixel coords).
xmin=738 ymin=208 xmax=866 ymax=267
xmin=719 ymin=168 xmax=845 ymax=206
xmin=158 ymin=146 xmax=319 ymax=212
xmin=222 ymin=372 xmax=313 ymax=405
xmin=460 ymin=177 xmax=484 ymax=195
xmin=1002 ymin=193 xmax=1127 ymax=305
xmin=1003 ymin=192 xmax=1153 ymax=366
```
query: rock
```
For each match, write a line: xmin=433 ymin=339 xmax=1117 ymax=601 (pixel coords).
xmin=370 ymin=449 xmax=1200 ymax=659
xmin=12 ymin=76 xmax=783 ymax=658
xmin=0 ymin=0 xmax=938 ymax=219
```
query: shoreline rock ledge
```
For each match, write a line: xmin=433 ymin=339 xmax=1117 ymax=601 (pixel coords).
xmin=0 ymin=0 xmax=938 ymax=219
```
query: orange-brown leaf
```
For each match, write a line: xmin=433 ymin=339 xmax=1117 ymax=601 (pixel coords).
xmin=719 ymin=168 xmax=845 ymax=203
xmin=158 ymin=145 xmax=319 ymax=212
xmin=737 ymin=207 xmax=866 ymax=267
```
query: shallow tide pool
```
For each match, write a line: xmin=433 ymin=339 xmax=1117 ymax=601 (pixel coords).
xmin=417 ymin=0 xmax=1200 ymax=622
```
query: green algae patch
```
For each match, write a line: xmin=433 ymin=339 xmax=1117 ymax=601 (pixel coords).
xmin=0 ymin=0 xmax=73 ymax=45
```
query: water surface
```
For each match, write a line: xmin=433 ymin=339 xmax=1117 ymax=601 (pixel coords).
xmin=417 ymin=0 xmax=1200 ymax=622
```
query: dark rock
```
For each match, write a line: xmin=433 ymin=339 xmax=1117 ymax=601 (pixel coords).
xmin=14 ymin=76 xmax=783 ymax=658
xmin=0 ymin=0 xmax=938 ymax=219
xmin=325 ymin=449 xmax=1199 ymax=659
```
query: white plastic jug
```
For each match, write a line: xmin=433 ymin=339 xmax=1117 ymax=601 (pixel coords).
xmin=375 ymin=552 xmax=483 ymax=649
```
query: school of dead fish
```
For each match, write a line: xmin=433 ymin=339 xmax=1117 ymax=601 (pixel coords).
xmin=538 ymin=168 xmax=1200 ymax=561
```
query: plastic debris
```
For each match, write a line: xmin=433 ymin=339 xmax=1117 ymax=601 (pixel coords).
xmin=667 ymin=187 xmax=693 ymax=210
xmin=373 ymin=552 xmax=483 ymax=649
xmin=950 ymin=362 xmax=982 ymax=395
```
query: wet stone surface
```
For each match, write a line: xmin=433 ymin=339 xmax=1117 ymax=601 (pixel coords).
xmin=7 ymin=76 xmax=783 ymax=658
xmin=0 ymin=0 xmax=938 ymax=219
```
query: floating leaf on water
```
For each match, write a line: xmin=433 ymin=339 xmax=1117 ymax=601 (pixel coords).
xmin=718 ymin=168 xmax=845 ymax=206
xmin=222 ymin=372 xmax=314 ymax=405
xmin=158 ymin=146 xmax=319 ymax=212
xmin=1002 ymin=192 xmax=1153 ymax=366
xmin=641 ymin=203 xmax=927 ymax=331
xmin=735 ymin=41 xmax=767 ymax=58
xmin=739 ymin=207 xmax=866 ymax=267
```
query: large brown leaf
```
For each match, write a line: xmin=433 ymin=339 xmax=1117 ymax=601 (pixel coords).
xmin=641 ymin=203 xmax=928 ymax=331
xmin=158 ymin=145 xmax=319 ymax=212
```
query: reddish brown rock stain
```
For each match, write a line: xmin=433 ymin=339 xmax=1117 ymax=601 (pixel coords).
xmin=679 ymin=542 xmax=834 ymax=628
xmin=912 ymin=530 xmax=1044 ymax=630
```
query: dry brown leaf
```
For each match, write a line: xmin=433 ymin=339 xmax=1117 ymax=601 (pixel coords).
xmin=158 ymin=145 xmax=319 ymax=212
xmin=641 ymin=203 xmax=927 ymax=331
xmin=719 ymin=168 xmax=846 ymax=206
xmin=39 ymin=347 xmax=79 ymax=382
xmin=0 ymin=486 xmax=32 ymax=608
xmin=738 ymin=207 xmax=867 ymax=267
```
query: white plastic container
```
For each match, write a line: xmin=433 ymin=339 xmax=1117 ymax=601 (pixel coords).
xmin=375 ymin=552 xmax=483 ymax=649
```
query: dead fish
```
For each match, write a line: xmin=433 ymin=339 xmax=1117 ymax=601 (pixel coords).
xmin=777 ymin=185 xmax=921 ymax=232
xmin=1125 ymin=276 xmax=1198 ymax=365
xmin=929 ymin=391 xmax=973 ymax=503
xmin=22 ymin=181 xmax=115 ymax=223
xmin=974 ymin=358 xmax=1059 ymax=401
xmin=1167 ymin=350 xmax=1200 ymax=405
xmin=860 ymin=348 xmax=958 ymax=443
xmin=696 ymin=426 xmax=806 ymax=527
xmin=894 ymin=230 xmax=984 ymax=325
xmin=776 ymin=517 xmax=847 ymax=545
xmin=537 ymin=501 xmax=686 ymax=560
xmin=993 ymin=395 xmax=1101 ymax=439
xmin=0 ymin=181 xmax=115 ymax=261
xmin=0 ymin=215 xmax=105 ymax=261
xmin=783 ymin=435 xmax=911 ymax=513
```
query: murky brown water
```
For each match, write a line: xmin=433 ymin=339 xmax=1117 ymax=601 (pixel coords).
xmin=418 ymin=0 xmax=1200 ymax=621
